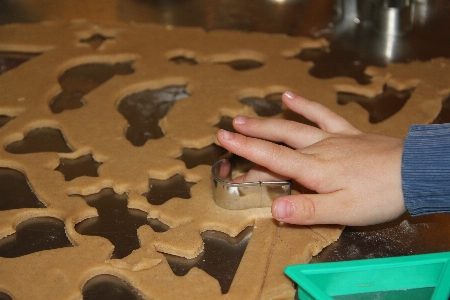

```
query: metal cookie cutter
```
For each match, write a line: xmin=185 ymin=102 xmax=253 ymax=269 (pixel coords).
xmin=212 ymin=157 xmax=291 ymax=210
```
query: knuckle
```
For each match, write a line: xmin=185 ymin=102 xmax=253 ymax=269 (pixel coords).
xmin=265 ymin=143 xmax=284 ymax=160
xmin=294 ymin=196 xmax=316 ymax=223
xmin=282 ymin=120 xmax=300 ymax=133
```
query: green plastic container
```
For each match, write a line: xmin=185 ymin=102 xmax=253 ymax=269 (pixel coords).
xmin=285 ymin=251 xmax=450 ymax=300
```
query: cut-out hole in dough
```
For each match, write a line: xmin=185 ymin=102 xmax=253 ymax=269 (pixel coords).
xmin=163 ymin=226 xmax=253 ymax=294
xmin=5 ymin=127 xmax=73 ymax=154
xmin=178 ymin=145 xmax=228 ymax=169
xmin=169 ymin=56 xmax=198 ymax=65
xmin=240 ymin=93 xmax=283 ymax=116
xmin=0 ymin=292 xmax=12 ymax=300
xmin=0 ymin=167 xmax=46 ymax=211
xmin=118 ymin=85 xmax=191 ymax=146
xmin=214 ymin=116 xmax=237 ymax=133
xmin=80 ymin=34 xmax=114 ymax=50
xmin=0 ymin=217 xmax=73 ymax=258
xmin=0 ymin=51 xmax=41 ymax=75
xmin=337 ymin=85 xmax=414 ymax=124
xmin=0 ymin=115 xmax=15 ymax=128
xmin=75 ymin=188 xmax=168 ymax=259
xmin=82 ymin=274 xmax=144 ymax=300
xmin=49 ymin=62 xmax=134 ymax=114
xmin=292 ymin=48 xmax=373 ymax=85
xmin=144 ymin=174 xmax=195 ymax=206
xmin=55 ymin=154 xmax=102 ymax=181
xmin=433 ymin=94 xmax=450 ymax=124
xmin=219 ymin=59 xmax=264 ymax=71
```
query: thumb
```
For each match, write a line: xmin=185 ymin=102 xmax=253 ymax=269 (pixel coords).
xmin=271 ymin=192 xmax=353 ymax=225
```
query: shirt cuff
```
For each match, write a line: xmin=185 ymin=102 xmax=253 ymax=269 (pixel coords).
xmin=401 ymin=123 xmax=450 ymax=216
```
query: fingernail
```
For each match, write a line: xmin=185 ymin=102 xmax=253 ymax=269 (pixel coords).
xmin=219 ymin=129 xmax=233 ymax=140
xmin=274 ymin=199 xmax=292 ymax=220
xmin=234 ymin=115 xmax=248 ymax=125
xmin=284 ymin=91 xmax=297 ymax=99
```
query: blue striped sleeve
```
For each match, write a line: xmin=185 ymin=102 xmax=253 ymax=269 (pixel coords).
xmin=401 ymin=123 xmax=450 ymax=216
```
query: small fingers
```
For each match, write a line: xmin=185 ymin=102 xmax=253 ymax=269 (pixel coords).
xmin=216 ymin=129 xmax=313 ymax=182
xmin=282 ymin=91 xmax=360 ymax=134
xmin=232 ymin=115 xmax=329 ymax=149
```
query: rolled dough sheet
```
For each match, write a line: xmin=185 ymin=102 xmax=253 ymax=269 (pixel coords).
xmin=0 ymin=21 xmax=449 ymax=300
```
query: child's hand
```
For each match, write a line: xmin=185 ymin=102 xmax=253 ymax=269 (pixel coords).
xmin=217 ymin=91 xmax=406 ymax=226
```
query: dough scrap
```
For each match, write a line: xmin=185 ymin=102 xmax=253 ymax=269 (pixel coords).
xmin=0 ymin=21 xmax=449 ymax=299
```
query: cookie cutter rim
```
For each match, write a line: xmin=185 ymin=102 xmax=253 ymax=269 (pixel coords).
xmin=211 ymin=158 xmax=291 ymax=210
